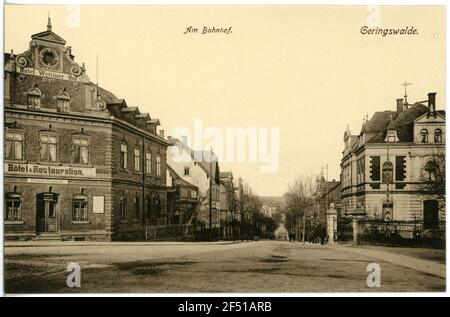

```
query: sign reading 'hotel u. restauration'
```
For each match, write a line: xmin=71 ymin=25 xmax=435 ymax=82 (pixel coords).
xmin=4 ymin=163 xmax=96 ymax=177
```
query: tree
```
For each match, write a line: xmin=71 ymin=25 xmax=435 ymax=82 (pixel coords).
xmin=418 ymin=148 xmax=446 ymax=206
xmin=283 ymin=174 xmax=318 ymax=242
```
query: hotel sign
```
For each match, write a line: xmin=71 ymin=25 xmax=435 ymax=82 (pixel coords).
xmin=16 ymin=67 xmax=78 ymax=81
xmin=5 ymin=163 xmax=96 ymax=177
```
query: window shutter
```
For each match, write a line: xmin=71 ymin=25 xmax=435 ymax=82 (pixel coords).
xmin=395 ymin=156 xmax=406 ymax=181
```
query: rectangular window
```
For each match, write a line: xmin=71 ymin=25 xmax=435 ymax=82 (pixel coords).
xmin=134 ymin=148 xmax=141 ymax=171
xmin=395 ymin=156 xmax=406 ymax=181
xmin=5 ymin=131 xmax=24 ymax=160
xmin=370 ymin=156 xmax=380 ymax=181
xmin=120 ymin=198 xmax=127 ymax=220
xmin=120 ymin=143 xmax=127 ymax=169
xmin=156 ymin=155 xmax=161 ymax=176
xmin=184 ymin=166 xmax=190 ymax=176
xmin=145 ymin=152 xmax=152 ymax=174
xmin=73 ymin=137 xmax=89 ymax=164
xmin=5 ymin=198 xmax=22 ymax=221
xmin=40 ymin=133 xmax=58 ymax=162
xmin=73 ymin=195 xmax=88 ymax=221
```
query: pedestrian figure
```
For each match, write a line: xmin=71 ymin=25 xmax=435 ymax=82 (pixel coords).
xmin=292 ymin=233 xmax=296 ymax=242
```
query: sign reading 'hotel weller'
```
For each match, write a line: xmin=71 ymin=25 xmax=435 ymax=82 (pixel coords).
xmin=16 ymin=67 xmax=78 ymax=81
xmin=5 ymin=163 xmax=96 ymax=177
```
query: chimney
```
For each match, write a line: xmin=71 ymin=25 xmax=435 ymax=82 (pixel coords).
xmin=159 ymin=129 xmax=165 ymax=138
xmin=396 ymin=98 xmax=404 ymax=113
xmin=428 ymin=92 xmax=436 ymax=113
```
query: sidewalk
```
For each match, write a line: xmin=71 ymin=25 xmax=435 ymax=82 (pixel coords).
xmin=336 ymin=244 xmax=446 ymax=278
xmin=4 ymin=240 xmax=247 ymax=248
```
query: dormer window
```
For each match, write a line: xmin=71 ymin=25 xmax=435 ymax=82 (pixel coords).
xmin=420 ymin=129 xmax=428 ymax=143
xmin=57 ymin=90 xmax=71 ymax=112
xmin=27 ymin=86 xmax=42 ymax=109
xmin=384 ymin=130 xmax=398 ymax=143
xmin=434 ymin=129 xmax=442 ymax=143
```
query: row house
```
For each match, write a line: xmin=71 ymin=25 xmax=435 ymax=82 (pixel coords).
xmin=166 ymin=165 xmax=199 ymax=226
xmin=166 ymin=138 xmax=221 ymax=232
xmin=3 ymin=19 xmax=169 ymax=241
xmin=315 ymin=176 xmax=341 ymax=219
xmin=341 ymin=92 xmax=445 ymax=229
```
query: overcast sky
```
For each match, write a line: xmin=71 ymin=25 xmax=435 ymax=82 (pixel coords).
xmin=4 ymin=5 xmax=445 ymax=196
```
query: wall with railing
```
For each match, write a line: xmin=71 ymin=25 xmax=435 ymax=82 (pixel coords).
xmin=352 ymin=218 xmax=445 ymax=248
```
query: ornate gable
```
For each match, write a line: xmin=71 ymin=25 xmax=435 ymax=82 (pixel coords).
xmin=14 ymin=18 xmax=88 ymax=83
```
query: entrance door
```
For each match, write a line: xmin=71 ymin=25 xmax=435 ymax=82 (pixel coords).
xmin=423 ymin=200 xmax=439 ymax=229
xmin=36 ymin=193 xmax=59 ymax=233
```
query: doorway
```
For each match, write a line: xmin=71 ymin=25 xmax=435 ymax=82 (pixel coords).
xmin=36 ymin=192 xmax=59 ymax=233
xmin=423 ymin=200 xmax=439 ymax=229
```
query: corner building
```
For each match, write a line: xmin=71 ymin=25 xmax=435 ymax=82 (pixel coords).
xmin=4 ymin=20 xmax=169 ymax=241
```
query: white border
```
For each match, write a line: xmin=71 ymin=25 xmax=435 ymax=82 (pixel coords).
xmin=1 ymin=0 xmax=448 ymax=298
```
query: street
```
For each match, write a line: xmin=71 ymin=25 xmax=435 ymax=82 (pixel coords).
xmin=4 ymin=241 xmax=445 ymax=293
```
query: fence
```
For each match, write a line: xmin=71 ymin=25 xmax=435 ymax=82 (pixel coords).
xmin=144 ymin=224 xmax=193 ymax=241
xmin=354 ymin=219 xmax=445 ymax=248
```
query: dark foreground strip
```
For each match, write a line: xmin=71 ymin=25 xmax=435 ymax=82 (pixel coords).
xmin=0 ymin=297 xmax=446 ymax=314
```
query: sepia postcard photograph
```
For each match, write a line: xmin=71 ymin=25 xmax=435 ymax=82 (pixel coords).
xmin=0 ymin=1 xmax=447 ymax=301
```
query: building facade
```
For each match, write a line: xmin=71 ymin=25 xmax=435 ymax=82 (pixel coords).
xmin=166 ymin=139 xmax=221 ymax=232
xmin=219 ymin=171 xmax=236 ymax=239
xmin=341 ymin=92 xmax=445 ymax=228
xmin=315 ymin=176 xmax=341 ymax=219
xmin=4 ymin=20 xmax=169 ymax=241
xmin=166 ymin=165 xmax=199 ymax=226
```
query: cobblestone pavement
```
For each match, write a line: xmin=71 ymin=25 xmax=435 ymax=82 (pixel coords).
xmin=4 ymin=240 xmax=445 ymax=293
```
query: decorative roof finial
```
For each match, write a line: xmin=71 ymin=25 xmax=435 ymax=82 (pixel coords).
xmin=402 ymin=78 xmax=412 ymax=107
xmin=47 ymin=12 xmax=52 ymax=31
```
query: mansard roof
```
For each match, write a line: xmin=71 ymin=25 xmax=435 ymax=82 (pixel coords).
xmin=363 ymin=103 xmax=429 ymax=143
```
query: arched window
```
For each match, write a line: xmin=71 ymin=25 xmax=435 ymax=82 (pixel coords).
xmin=382 ymin=161 xmax=393 ymax=184
xmin=120 ymin=197 xmax=127 ymax=220
xmin=424 ymin=161 xmax=437 ymax=181
xmin=134 ymin=195 xmax=140 ymax=220
xmin=56 ymin=90 xmax=71 ymax=112
xmin=5 ymin=192 xmax=22 ymax=221
xmin=27 ymin=85 xmax=42 ymax=109
xmin=145 ymin=195 xmax=152 ymax=220
xmin=434 ymin=129 xmax=442 ymax=143
xmin=420 ymin=129 xmax=428 ymax=143
xmin=153 ymin=195 xmax=161 ymax=218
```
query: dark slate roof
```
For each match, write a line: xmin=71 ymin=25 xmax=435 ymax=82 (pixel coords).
xmin=122 ymin=107 xmax=139 ymax=113
xmin=95 ymin=84 xmax=119 ymax=103
xmin=363 ymin=103 xmax=429 ymax=143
